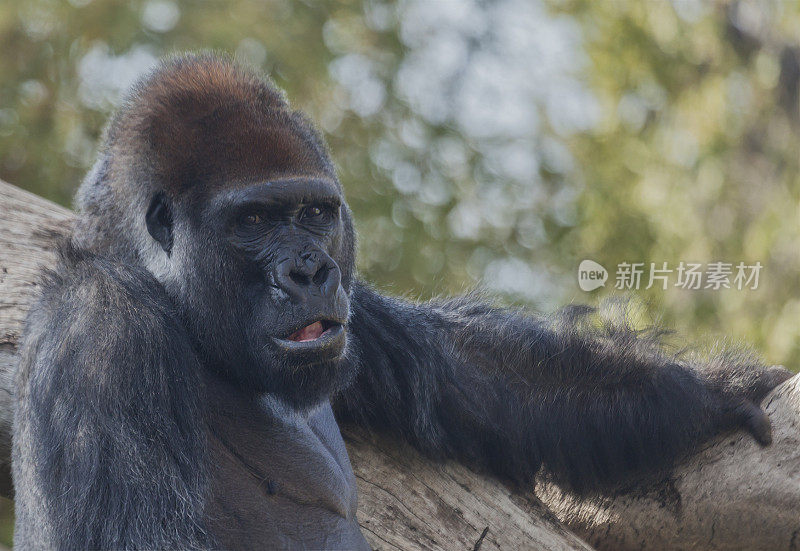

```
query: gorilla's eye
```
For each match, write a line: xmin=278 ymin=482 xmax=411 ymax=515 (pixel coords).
xmin=299 ymin=206 xmax=323 ymax=221
xmin=243 ymin=213 xmax=263 ymax=225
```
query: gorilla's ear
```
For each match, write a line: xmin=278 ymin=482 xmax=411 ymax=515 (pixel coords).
xmin=145 ymin=192 xmax=174 ymax=256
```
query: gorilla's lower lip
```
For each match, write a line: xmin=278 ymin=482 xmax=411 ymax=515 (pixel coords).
xmin=272 ymin=321 xmax=345 ymax=352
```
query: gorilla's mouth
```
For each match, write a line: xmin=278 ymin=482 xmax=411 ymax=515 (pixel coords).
xmin=287 ymin=320 xmax=338 ymax=342
xmin=272 ymin=319 xmax=346 ymax=359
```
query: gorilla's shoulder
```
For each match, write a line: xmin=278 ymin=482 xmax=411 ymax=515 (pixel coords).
xmin=24 ymin=241 xmax=186 ymax=364
xmin=37 ymin=241 xmax=172 ymax=316
xmin=15 ymin=245 xmax=210 ymax=551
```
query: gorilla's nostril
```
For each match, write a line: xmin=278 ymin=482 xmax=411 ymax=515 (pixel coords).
xmin=312 ymin=265 xmax=329 ymax=286
xmin=289 ymin=270 xmax=310 ymax=287
xmin=276 ymin=252 xmax=339 ymax=298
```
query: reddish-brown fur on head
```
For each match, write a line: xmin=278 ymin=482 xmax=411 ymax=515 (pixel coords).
xmin=105 ymin=53 xmax=335 ymax=197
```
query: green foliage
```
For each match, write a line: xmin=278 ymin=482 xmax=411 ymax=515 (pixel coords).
xmin=0 ymin=1 xmax=798 ymax=543
xmin=563 ymin=1 xmax=800 ymax=370
xmin=2 ymin=0 xmax=797 ymax=363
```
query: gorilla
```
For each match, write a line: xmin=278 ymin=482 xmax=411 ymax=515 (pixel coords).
xmin=12 ymin=53 xmax=790 ymax=550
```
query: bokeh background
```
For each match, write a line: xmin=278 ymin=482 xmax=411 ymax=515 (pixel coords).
xmin=1 ymin=0 xmax=799 ymax=544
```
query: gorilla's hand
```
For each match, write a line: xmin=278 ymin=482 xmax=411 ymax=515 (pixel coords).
xmin=705 ymin=362 xmax=793 ymax=446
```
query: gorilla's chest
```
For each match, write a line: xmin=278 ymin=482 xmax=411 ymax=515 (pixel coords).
xmin=204 ymin=383 xmax=368 ymax=550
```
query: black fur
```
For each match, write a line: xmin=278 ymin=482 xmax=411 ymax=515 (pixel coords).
xmin=14 ymin=243 xmax=210 ymax=549
xmin=335 ymin=284 xmax=789 ymax=495
xmin=12 ymin=53 xmax=791 ymax=549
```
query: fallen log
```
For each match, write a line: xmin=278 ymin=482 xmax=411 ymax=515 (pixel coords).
xmin=1 ymin=179 xmax=798 ymax=550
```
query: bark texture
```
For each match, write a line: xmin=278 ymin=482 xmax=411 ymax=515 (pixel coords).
xmin=1 ymin=179 xmax=798 ymax=550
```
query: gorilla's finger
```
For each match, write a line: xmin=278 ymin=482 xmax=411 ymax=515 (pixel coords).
xmin=737 ymin=402 xmax=773 ymax=446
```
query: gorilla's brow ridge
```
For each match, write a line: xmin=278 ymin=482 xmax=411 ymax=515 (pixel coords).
xmin=210 ymin=178 xmax=342 ymax=211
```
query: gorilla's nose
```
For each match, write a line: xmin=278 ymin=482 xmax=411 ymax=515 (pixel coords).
xmin=275 ymin=250 xmax=341 ymax=300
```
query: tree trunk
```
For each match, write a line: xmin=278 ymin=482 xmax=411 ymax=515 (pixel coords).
xmin=0 ymin=180 xmax=798 ymax=550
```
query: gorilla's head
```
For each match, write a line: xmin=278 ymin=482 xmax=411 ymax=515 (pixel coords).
xmin=75 ymin=54 xmax=358 ymax=409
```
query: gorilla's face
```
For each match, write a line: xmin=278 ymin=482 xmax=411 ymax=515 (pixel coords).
xmin=146 ymin=177 xmax=357 ymax=409
xmin=128 ymin=58 xmax=361 ymax=408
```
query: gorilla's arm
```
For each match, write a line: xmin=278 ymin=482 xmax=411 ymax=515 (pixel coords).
xmin=335 ymin=282 xmax=789 ymax=495
xmin=13 ymin=244 xmax=211 ymax=550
